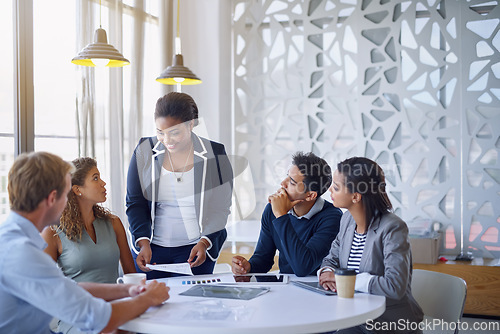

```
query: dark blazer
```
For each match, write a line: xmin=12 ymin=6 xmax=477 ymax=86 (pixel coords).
xmin=126 ymin=133 xmax=233 ymax=261
xmin=322 ymin=211 xmax=424 ymax=329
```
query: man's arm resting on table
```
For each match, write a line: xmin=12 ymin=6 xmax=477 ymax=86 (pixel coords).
xmin=79 ymin=282 xmax=140 ymax=302
xmin=101 ymin=280 xmax=169 ymax=333
xmin=248 ymin=204 xmax=279 ymax=273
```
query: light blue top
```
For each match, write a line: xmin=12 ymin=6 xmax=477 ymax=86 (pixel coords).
xmin=288 ymin=197 xmax=325 ymax=219
xmin=57 ymin=217 xmax=120 ymax=283
xmin=0 ymin=212 xmax=111 ymax=334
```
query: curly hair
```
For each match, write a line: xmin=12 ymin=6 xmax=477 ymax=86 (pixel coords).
xmin=56 ymin=157 xmax=112 ymax=241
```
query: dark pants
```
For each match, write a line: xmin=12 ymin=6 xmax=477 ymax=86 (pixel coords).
xmin=132 ymin=243 xmax=216 ymax=280
xmin=336 ymin=325 xmax=375 ymax=334
xmin=336 ymin=324 xmax=422 ymax=334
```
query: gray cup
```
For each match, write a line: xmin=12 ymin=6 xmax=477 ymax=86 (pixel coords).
xmin=335 ymin=268 xmax=356 ymax=298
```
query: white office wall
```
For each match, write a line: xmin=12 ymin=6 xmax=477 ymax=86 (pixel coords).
xmin=177 ymin=0 xmax=233 ymax=152
xmin=230 ymin=0 xmax=500 ymax=258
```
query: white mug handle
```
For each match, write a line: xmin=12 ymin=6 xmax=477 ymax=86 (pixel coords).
xmin=116 ymin=277 xmax=124 ymax=284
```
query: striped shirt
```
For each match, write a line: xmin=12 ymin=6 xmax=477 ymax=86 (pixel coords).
xmin=347 ymin=231 xmax=367 ymax=273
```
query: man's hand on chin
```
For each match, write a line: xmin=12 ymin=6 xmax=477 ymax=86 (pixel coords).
xmin=268 ymin=188 xmax=302 ymax=218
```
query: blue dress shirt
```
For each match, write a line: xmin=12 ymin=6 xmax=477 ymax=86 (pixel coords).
xmin=0 ymin=212 xmax=111 ymax=334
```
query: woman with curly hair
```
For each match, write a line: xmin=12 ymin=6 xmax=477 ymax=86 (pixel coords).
xmin=42 ymin=157 xmax=135 ymax=283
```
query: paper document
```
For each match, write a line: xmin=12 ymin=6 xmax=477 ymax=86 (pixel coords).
xmin=146 ymin=263 xmax=193 ymax=275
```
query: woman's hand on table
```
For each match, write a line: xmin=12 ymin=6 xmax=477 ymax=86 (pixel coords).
xmin=136 ymin=240 xmax=152 ymax=272
xmin=319 ymin=271 xmax=337 ymax=292
xmin=187 ymin=240 xmax=208 ymax=267
xmin=231 ymin=255 xmax=251 ymax=275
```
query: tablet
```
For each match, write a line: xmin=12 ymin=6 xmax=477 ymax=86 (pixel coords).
xmin=180 ymin=285 xmax=270 ymax=300
xmin=231 ymin=274 xmax=289 ymax=284
xmin=291 ymin=280 xmax=337 ymax=295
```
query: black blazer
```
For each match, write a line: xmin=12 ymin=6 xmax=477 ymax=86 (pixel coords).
xmin=126 ymin=133 xmax=233 ymax=261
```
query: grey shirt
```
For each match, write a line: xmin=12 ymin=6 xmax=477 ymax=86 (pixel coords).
xmin=57 ymin=218 xmax=119 ymax=283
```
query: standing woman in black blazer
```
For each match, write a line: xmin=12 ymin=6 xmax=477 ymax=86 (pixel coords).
xmin=126 ymin=92 xmax=233 ymax=279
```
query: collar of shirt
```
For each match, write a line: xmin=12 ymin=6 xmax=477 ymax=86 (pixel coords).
xmin=288 ymin=197 xmax=324 ymax=220
xmin=9 ymin=211 xmax=47 ymax=250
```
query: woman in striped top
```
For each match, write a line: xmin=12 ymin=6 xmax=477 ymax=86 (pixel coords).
xmin=319 ymin=157 xmax=423 ymax=334
xmin=347 ymin=231 xmax=367 ymax=272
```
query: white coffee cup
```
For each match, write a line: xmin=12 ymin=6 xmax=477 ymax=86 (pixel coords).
xmin=116 ymin=273 xmax=146 ymax=284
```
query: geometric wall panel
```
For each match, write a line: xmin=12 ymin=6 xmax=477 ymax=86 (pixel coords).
xmin=232 ymin=0 xmax=500 ymax=258
xmin=460 ymin=1 xmax=500 ymax=257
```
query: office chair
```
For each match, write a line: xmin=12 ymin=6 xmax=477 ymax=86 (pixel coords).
xmin=411 ymin=269 xmax=467 ymax=334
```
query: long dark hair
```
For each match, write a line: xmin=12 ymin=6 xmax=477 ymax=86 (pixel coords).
xmin=337 ymin=157 xmax=392 ymax=227
xmin=58 ymin=157 xmax=111 ymax=241
xmin=154 ymin=92 xmax=199 ymax=126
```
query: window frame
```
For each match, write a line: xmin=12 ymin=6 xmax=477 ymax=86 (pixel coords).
xmin=13 ymin=0 xmax=35 ymax=155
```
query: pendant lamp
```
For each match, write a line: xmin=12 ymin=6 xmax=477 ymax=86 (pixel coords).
xmin=72 ymin=0 xmax=129 ymax=67
xmin=156 ymin=0 xmax=201 ymax=85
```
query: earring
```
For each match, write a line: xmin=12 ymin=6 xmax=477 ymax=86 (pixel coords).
xmin=78 ymin=193 xmax=82 ymax=196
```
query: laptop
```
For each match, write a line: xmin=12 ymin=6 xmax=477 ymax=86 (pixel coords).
xmin=291 ymin=280 xmax=337 ymax=295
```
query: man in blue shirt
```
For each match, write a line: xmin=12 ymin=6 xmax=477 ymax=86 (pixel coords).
xmin=0 ymin=152 xmax=170 ymax=333
xmin=231 ymin=152 xmax=342 ymax=277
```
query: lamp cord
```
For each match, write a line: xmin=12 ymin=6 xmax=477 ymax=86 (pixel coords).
xmin=176 ymin=0 xmax=180 ymax=38
xmin=99 ymin=0 xmax=102 ymax=28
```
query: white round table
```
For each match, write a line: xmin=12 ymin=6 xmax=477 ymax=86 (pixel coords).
xmin=120 ymin=275 xmax=386 ymax=334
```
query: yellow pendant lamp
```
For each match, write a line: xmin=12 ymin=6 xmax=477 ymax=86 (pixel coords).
xmin=72 ymin=0 xmax=129 ymax=67
xmin=156 ymin=0 xmax=201 ymax=85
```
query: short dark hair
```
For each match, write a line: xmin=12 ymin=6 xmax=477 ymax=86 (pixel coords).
xmin=337 ymin=157 xmax=392 ymax=226
xmin=292 ymin=152 xmax=332 ymax=196
xmin=154 ymin=92 xmax=199 ymax=125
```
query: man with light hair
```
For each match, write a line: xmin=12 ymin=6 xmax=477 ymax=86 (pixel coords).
xmin=0 ymin=152 xmax=170 ymax=333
